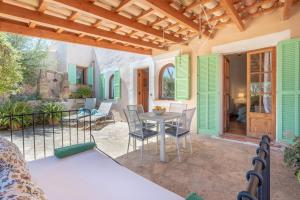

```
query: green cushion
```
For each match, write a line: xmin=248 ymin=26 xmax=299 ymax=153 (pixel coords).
xmin=54 ymin=142 xmax=96 ymax=158
xmin=186 ymin=193 xmax=203 ymax=200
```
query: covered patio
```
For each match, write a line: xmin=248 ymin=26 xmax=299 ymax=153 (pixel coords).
xmin=1 ymin=0 xmax=300 ymax=200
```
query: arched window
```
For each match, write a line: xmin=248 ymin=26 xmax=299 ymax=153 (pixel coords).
xmin=109 ymin=74 xmax=114 ymax=99
xmin=159 ymin=64 xmax=175 ymax=100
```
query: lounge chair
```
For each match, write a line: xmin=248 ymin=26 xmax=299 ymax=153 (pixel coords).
xmin=79 ymin=102 xmax=114 ymax=124
xmin=63 ymin=98 xmax=96 ymax=121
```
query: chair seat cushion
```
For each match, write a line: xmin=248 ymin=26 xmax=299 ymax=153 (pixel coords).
xmin=165 ymin=127 xmax=189 ymax=137
xmin=130 ymin=129 xmax=158 ymax=140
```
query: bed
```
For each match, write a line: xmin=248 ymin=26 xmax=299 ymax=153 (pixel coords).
xmin=28 ymin=150 xmax=184 ymax=200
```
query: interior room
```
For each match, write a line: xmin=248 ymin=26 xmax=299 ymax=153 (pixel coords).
xmin=225 ymin=53 xmax=247 ymax=135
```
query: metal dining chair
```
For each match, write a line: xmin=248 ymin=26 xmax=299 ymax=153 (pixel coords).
xmin=166 ymin=103 xmax=188 ymax=127
xmin=127 ymin=104 xmax=144 ymax=114
xmin=169 ymin=103 xmax=187 ymax=113
xmin=124 ymin=109 xmax=159 ymax=160
xmin=127 ymin=104 xmax=156 ymax=129
xmin=165 ymin=108 xmax=196 ymax=161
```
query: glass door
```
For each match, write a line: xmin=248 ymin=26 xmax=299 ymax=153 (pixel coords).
xmin=247 ymin=48 xmax=276 ymax=139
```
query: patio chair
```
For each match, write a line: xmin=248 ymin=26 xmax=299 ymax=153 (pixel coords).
xmin=169 ymin=103 xmax=188 ymax=113
xmin=165 ymin=108 xmax=196 ymax=161
xmin=165 ymin=103 xmax=188 ymax=127
xmin=79 ymin=102 xmax=114 ymax=124
xmin=63 ymin=98 xmax=96 ymax=121
xmin=127 ymin=104 xmax=156 ymax=129
xmin=124 ymin=109 xmax=159 ymax=160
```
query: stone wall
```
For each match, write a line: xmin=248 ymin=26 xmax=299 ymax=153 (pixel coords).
xmin=37 ymin=69 xmax=69 ymax=100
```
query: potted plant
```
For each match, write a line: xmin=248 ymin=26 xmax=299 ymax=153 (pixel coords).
xmin=0 ymin=101 xmax=33 ymax=130
xmin=284 ymin=137 xmax=300 ymax=183
xmin=76 ymin=86 xmax=93 ymax=98
xmin=40 ymin=102 xmax=64 ymax=125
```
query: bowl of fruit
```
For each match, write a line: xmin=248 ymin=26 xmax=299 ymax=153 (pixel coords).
xmin=153 ymin=106 xmax=166 ymax=115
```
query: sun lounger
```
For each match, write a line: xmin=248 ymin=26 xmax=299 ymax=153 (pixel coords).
xmin=63 ymin=98 xmax=96 ymax=121
xmin=79 ymin=102 xmax=114 ymax=124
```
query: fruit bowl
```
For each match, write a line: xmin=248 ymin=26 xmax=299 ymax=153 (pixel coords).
xmin=153 ymin=106 xmax=166 ymax=115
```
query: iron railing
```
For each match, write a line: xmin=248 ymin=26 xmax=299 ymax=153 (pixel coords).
xmin=0 ymin=109 xmax=92 ymax=161
xmin=237 ymin=135 xmax=271 ymax=200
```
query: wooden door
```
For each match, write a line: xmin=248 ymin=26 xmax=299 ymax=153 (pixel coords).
xmin=137 ymin=69 xmax=149 ymax=112
xmin=247 ymin=47 xmax=276 ymax=139
xmin=223 ymin=57 xmax=230 ymax=132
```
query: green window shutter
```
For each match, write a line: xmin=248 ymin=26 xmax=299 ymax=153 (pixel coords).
xmin=114 ymin=70 xmax=121 ymax=100
xmin=87 ymin=65 xmax=94 ymax=86
xmin=175 ymin=54 xmax=190 ymax=100
xmin=197 ymin=54 xmax=221 ymax=136
xmin=277 ymin=38 xmax=300 ymax=143
xmin=67 ymin=63 xmax=77 ymax=84
xmin=99 ymin=74 xmax=105 ymax=101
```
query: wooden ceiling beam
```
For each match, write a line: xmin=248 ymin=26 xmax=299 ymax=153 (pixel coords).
xmin=0 ymin=19 xmax=152 ymax=55
xmin=37 ymin=0 xmax=47 ymax=13
xmin=52 ymin=0 xmax=182 ymax=43
xmin=0 ymin=2 xmax=166 ymax=50
xmin=144 ymin=0 xmax=199 ymax=32
xmin=282 ymin=0 xmax=293 ymax=20
xmin=220 ymin=0 xmax=244 ymax=31
xmin=114 ymin=0 xmax=133 ymax=12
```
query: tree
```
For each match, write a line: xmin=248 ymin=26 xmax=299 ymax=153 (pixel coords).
xmin=0 ymin=34 xmax=22 ymax=95
xmin=5 ymin=33 xmax=49 ymax=86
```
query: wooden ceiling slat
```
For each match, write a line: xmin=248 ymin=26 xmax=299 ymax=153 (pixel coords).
xmin=133 ymin=8 xmax=154 ymax=21
xmin=28 ymin=22 xmax=36 ymax=28
xmin=0 ymin=19 xmax=152 ymax=55
xmin=144 ymin=0 xmax=199 ymax=32
xmin=184 ymin=0 xmax=212 ymax=12
xmin=37 ymin=0 xmax=47 ymax=13
xmin=220 ymin=0 xmax=244 ymax=31
xmin=114 ymin=0 xmax=133 ymax=12
xmin=52 ymin=0 xmax=182 ymax=43
xmin=0 ymin=2 xmax=166 ymax=50
xmin=68 ymin=11 xmax=80 ymax=21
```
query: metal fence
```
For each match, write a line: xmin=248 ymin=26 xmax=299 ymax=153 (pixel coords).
xmin=0 ymin=109 xmax=92 ymax=160
xmin=237 ymin=135 xmax=271 ymax=200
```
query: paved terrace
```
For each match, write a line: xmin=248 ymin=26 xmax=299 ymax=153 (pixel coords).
xmin=0 ymin=121 xmax=299 ymax=200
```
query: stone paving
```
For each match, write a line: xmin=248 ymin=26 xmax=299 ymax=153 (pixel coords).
xmin=1 ymin=121 xmax=299 ymax=199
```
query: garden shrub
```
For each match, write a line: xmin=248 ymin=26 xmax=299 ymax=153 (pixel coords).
xmin=0 ymin=101 xmax=33 ymax=130
xmin=40 ymin=102 xmax=64 ymax=124
xmin=76 ymin=86 xmax=92 ymax=98
xmin=284 ymin=138 xmax=300 ymax=183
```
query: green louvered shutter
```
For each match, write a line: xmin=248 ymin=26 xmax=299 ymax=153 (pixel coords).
xmin=197 ymin=54 xmax=221 ymax=136
xmin=277 ymin=38 xmax=300 ymax=143
xmin=175 ymin=54 xmax=190 ymax=100
xmin=99 ymin=74 xmax=105 ymax=101
xmin=67 ymin=63 xmax=77 ymax=84
xmin=87 ymin=65 xmax=94 ymax=86
xmin=114 ymin=70 xmax=121 ymax=100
